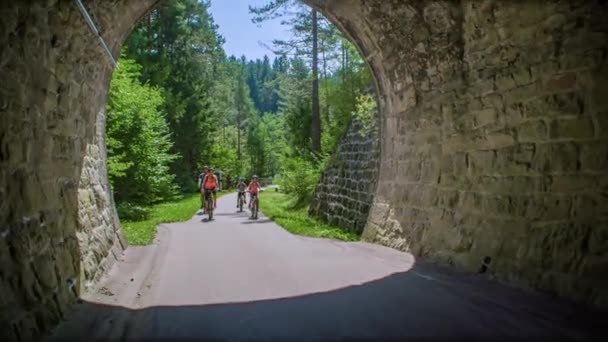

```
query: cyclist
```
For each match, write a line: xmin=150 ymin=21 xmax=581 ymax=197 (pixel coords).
xmin=236 ymin=177 xmax=247 ymax=208
xmin=247 ymin=175 xmax=261 ymax=209
xmin=198 ymin=166 xmax=209 ymax=212
xmin=202 ymin=167 xmax=219 ymax=212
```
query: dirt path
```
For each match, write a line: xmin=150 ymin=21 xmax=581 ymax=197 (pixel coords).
xmin=47 ymin=192 xmax=602 ymax=340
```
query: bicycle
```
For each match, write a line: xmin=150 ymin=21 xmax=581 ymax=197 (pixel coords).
xmin=249 ymin=191 xmax=259 ymax=220
xmin=204 ymin=189 xmax=214 ymax=220
xmin=237 ymin=191 xmax=245 ymax=212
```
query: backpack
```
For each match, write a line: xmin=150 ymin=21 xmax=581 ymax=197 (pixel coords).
xmin=197 ymin=173 xmax=205 ymax=190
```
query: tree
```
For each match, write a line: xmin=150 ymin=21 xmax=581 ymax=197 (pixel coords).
xmin=234 ymin=63 xmax=255 ymax=162
xmin=320 ymin=37 xmax=372 ymax=155
xmin=250 ymin=0 xmax=329 ymax=155
xmin=277 ymin=57 xmax=312 ymax=154
xmin=111 ymin=0 xmax=375 ymax=207
xmin=106 ymin=54 xmax=178 ymax=204
xmin=311 ymin=8 xmax=320 ymax=153
xmin=124 ymin=0 xmax=225 ymax=191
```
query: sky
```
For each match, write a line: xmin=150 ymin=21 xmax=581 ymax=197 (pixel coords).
xmin=208 ymin=0 xmax=294 ymax=61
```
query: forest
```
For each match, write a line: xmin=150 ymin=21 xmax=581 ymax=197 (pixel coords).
xmin=105 ymin=0 xmax=375 ymax=219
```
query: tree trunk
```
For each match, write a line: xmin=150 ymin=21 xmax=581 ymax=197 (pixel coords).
xmin=341 ymin=40 xmax=346 ymax=83
xmin=147 ymin=11 xmax=153 ymax=54
xmin=237 ymin=116 xmax=242 ymax=160
xmin=321 ymin=37 xmax=330 ymax=127
xmin=311 ymin=8 xmax=321 ymax=154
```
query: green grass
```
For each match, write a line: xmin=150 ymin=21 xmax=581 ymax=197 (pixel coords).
xmin=121 ymin=192 xmax=225 ymax=245
xmin=259 ymin=191 xmax=359 ymax=241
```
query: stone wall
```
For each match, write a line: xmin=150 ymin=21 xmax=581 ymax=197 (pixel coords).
xmin=309 ymin=115 xmax=380 ymax=234
xmin=0 ymin=1 xmax=154 ymax=340
xmin=313 ymin=0 xmax=608 ymax=308
xmin=77 ymin=110 xmax=126 ymax=291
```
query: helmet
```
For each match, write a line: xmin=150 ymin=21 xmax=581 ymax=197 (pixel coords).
xmin=203 ymin=165 xmax=209 ymax=170
xmin=238 ymin=177 xmax=244 ymax=180
xmin=209 ymin=166 xmax=215 ymax=171
xmin=252 ymin=175 xmax=258 ymax=179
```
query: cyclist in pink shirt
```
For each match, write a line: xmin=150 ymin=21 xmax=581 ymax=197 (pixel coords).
xmin=247 ymin=175 xmax=261 ymax=208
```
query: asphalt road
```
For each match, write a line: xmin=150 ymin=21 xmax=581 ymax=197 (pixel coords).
xmin=47 ymin=192 xmax=603 ymax=341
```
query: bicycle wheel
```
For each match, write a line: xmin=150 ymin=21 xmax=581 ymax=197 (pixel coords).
xmin=207 ymin=193 xmax=214 ymax=220
xmin=239 ymin=195 xmax=243 ymax=212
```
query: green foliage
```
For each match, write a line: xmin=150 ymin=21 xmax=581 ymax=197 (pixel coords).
xmin=124 ymin=0 xmax=226 ymax=190
xmin=277 ymin=58 xmax=313 ymax=154
xmin=275 ymin=154 xmax=325 ymax=205
xmin=354 ymin=93 xmax=378 ymax=136
xmin=320 ymin=38 xmax=372 ymax=155
xmin=121 ymin=194 xmax=214 ymax=245
xmin=260 ymin=192 xmax=359 ymax=241
xmin=245 ymin=55 xmax=286 ymax=114
xmin=106 ymin=55 xmax=179 ymax=204
xmin=108 ymin=0 xmax=377 ymax=222
xmin=209 ymin=138 xmax=241 ymax=179
xmin=249 ymin=0 xmax=335 ymax=64
xmin=246 ymin=113 xmax=287 ymax=177
xmin=116 ymin=202 xmax=151 ymax=222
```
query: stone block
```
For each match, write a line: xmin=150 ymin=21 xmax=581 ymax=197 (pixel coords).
xmin=589 ymin=222 xmax=608 ymax=256
xmin=504 ymin=82 xmax=540 ymax=104
xmin=573 ymin=194 xmax=608 ymax=220
xmin=467 ymin=150 xmax=495 ymax=176
xmin=481 ymin=195 xmax=510 ymax=217
xmin=516 ymin=119 xmax=547 ymax=142
xmin=513 ymin=68 xmax=533 ymax=86
xmin=472 ymin=108 xmax=498 ymax=128
xmin=579 ymin=256 xmax=608 ymax=278
xmin=526 ymin=91 xmax=585 ymax=118
xmin=543 ymin=72 xmax=577 ymax=92
xmin=549 ymin=117 xmax=595 ymax=140
xmin=579 ymin=140 xmax=608 ymax=171
xmin=532 ymin=142 xmax=579 ymax=174
xmin=495 ymin=73 xmax=517 ymax=91
xmin=546 ymin=175 xmax=599 ymax=193
xmin=562 ymin=32 xmax=608 ymax=54
xmin=33 ymin=255 xmax=58 ymax=290
xmin=480 ymin=131 xmax=515 ymax=150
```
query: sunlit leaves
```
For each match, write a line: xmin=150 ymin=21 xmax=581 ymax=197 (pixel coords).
xmin=106 ymin=55 xmax=179 ymax=204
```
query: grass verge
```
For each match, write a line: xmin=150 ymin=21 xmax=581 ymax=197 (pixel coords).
xmin=121 ymin=192 xmax=226 ymax=245
xmin=259 ymin=191 xmax=359 ymax=241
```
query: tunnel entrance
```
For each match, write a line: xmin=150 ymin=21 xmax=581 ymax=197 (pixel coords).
xmin=1 ymin=0 xmax=607 ymax=340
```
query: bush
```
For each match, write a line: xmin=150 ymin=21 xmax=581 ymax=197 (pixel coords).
xmin=176 ymin=173 xmax=198 ymax=194
xmin=275 ymin=155 xmax=323 ymax=206
xmin=106 ymin=54 xmax=179 ymax=205
xmin=116 ymin=202 xmax=150 ymax=222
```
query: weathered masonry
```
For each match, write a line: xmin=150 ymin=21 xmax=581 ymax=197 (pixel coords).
xmin=310 ymin=114 xmax=380 ymax=234
xmin=1 ymin=0 xmax=606 ymax=340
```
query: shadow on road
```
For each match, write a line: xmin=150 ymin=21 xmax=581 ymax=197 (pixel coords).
xmin=240 ymin=218 xmax=273 ymax=224
xmin=212 ymin=212 xmax=245 ymax=217
xmin=46 ymin=261 xmax=605 ymax=341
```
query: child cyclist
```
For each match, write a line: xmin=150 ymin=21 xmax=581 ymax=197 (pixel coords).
xmin=236 ymin=177 xmax=247 ymax=208
xmin=247 ymin=175 xmax=262 ymax=209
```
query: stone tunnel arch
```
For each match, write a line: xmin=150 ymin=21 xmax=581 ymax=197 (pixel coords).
xmin=1 ymin=0 xmax=607 ymax=339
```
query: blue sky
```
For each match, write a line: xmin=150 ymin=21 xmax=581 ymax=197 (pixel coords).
xmin=208 ymin=0 xmax=293 ymax=60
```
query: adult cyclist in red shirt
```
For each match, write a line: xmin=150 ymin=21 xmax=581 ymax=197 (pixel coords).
xmin=201 ymin=167 xmax=219 ymax=212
